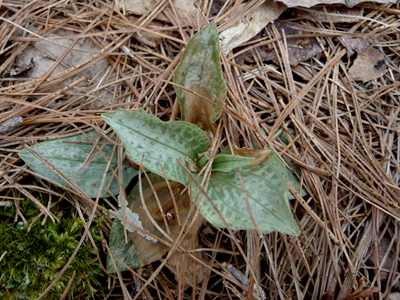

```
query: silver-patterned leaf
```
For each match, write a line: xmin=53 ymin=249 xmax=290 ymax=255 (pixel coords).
xmin=102 ymin=109 xmax=210 ymax=185
xmin=193 ymin=152 xmax=299 ymax=235
xmin=106 ymin=220 xmax=140 ymax=273
xmin=174 ymin=21 xmax=226 ymax=124
xmin=19 ymin=131 xmax=138 ymax=198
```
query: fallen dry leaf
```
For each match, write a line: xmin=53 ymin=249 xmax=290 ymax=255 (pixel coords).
xmin=236 ymin=21 xmax=322 ymax=66
xmin=349 ymin=46 xmax=387 ymax=82
xmin=276 ymin=0 xmax=396 ymax=8
xmin=294 ymin=6 xmax=364 ymax=23
xmin=184 ymin=83 xmax=216 ymax=135
xmin=164 ymin=233 xmax=207 ymax=288
xmin=341 ymin=277 xmax=379 ymax=300
xmin=118 ymin=0 xmax=198 ymax=25
xmin=338 ymin=35 xmax=378 ymax=57
xmin=389 ymin=293 xmax=400 ymax=300
xmin=232 ymin=145 xmax=272 ymax=167
xmin=319 ymin=292 xmax=335 ymax=300
xmin=366 ymin=233 xmax=395 ymax=281
xmin=219 ymin=0 xmax=287 ymax=54
xmin=222 ymin=262 xmax=266 ymax=299
xmin=12 ymin=29 xmax=111 ymax=108
xmin=2 ymin=58 xmax=34 ymax=77
xmin=0 ymin=117 xmax=23 ymax=135
xmin=19 ymin=30 xmax=108 ymax=83
xmin=129 ymin=180 xmax=204 ymax=267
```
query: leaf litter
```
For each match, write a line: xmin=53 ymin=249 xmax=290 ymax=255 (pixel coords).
xmin=1 ymin=0 xmax=400 ymax=299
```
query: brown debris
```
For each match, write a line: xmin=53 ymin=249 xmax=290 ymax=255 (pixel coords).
xmin=128 ymin=180 xmax=207 ymax=288
xmin=236 ymin=21 xmax=322 ymax=66
xmin=164 ymin=232 xmax=207 ymax=288
xmin=232 ymin=144 xmax=272 ymax=167
xmin=1 ymin=1 xmax=400 ymax=299
xmin=0 ymin=117 xmax=23 ymax=135
xmin=219 ymin=0 xmax=287 ymax=54
xmin=116 ymin=0 xmax=199 ymax=24
xmin=2 ymin=58 xmax=34 ymax=77
xmin=320 ymin=292 xmax=335 ymax=300
xmin=341 ymin=277 xmax=380 ymax=300
xmin=276 ymin=0 xmax=396 ymax=8
xmin=349 ymin=46 xmax=387 ymax=82
xmin=338 ymin=35 xmax=379 ymax=56
xmin=183 ymin=82 xmax=217 ymax=135
xmin=129 ymin=180 xmax=204 ymax=266
xmin=112 ymin=15 xmax=166 ymax=47
xmin=294 ymin=6 xmax=364 ymax=23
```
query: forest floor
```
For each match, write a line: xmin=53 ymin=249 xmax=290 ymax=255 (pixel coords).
xmin=1 ymin=1 xmax=400 ymax=299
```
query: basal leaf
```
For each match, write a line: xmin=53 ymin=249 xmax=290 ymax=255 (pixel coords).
xmin=286 ymin=163 xmax=308 ymax=199
xmin=197 ymin=154 xmax=210 ymax=170
xmin=252 ymin=128 xmax=308 ymax=199
xmin=19 ymin=131 xmax=138 ymax=198
xmin=197 ymin=153 xmax=254 ymax=172
xmin=275 ymin=128 xmax=308 ymax=199
xmin=194 ymin=152 xmax=299 ymax=235
xmin=230 ymin=145 xmax=272 ymax=167
xmin=102 ymin=109 xmax=210 ymax=185
xmin=211 ymin=154 xmax=254 ymax=172
xmin=106 ymin=220 xmax=140 ymax=273
xmin=174 ymin=21 xmax=227 ymax=127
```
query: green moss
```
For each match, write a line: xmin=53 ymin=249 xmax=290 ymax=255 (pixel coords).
xmin=0 ymin=199 xmax=106 ymax=300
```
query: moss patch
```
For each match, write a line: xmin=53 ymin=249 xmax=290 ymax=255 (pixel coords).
xmin=0 ymin=199 xmax=105 ymax=300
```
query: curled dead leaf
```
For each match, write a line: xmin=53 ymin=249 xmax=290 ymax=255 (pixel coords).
xmin=129 ymin=180 xmax=204 ymax=266
xmin=184 ymin=83 xmax=216 ymax=135
xmin=338 ymin=36 xmax=378 ymax=57
xmin=232 ymin=145 xmax=272 ymax=167
xmin=164 ymin=234 xmax=207 ymax=288
xmin=114 ymin=0 xmax=198 ymax=24
xmin=3 ymin=58 xmax=34 ymax=77
xmin=342 ymin=277 xmax=379 ymax=300
xmin=236 ymin=21 xmax=322 ymax=66
xmin=219 ymin=0 xmax=287 ymax=54
xmin=349 ymin=47 xmax=386 ymax=82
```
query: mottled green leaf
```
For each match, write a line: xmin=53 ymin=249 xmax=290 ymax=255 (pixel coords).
xmin=198 ymin=154 xmax=254 ymax=172
xmin=252 ymin=128 xmax=308 ymax=199
xmin=106 ymin=174 xmax=161 ymax=273
xmin=212 ymin=154 xmax=254 ymax=172
xmin=19 ymin=131 xmax=138 ymax=198
xmin=174 ymin=21 xmax=226 ymax=124
xmin=197 ymin=154 xmax=210 ymax=170
xmin=275 ymin=129 xmax=308 ymax=199
xmin=106 ymin=220 xmax=140 ymax=273
xmin=193 ymin=152 xmax=299 ymax=235
xmin=102 ymin=109 xmax=210 ymax=185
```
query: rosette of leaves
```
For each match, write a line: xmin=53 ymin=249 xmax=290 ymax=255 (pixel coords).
xmin=0 ymin=200 xmax=105 ymax=300
xmin=18 ymin=21 xmax=299 ymax=277
xmin=102 ymin=21 xmax=299 ymax=236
